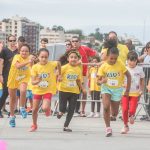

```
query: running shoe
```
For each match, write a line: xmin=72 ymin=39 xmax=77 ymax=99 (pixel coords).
xmin=20 ymin=108 xmax=27 ymax=118
xmin=121 ymin=126 xmax=129 ymax=134
xmin=29 ymin=124 xmax=37 ymax=132
xmin=9 ymin=116 xmax=16 ymax=127
xmin=63 ymin=127 xmax=72 ymax=132
xmin=105 ymin=127 xmax=112 ymax=137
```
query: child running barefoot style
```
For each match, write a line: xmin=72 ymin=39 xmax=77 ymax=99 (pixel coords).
xmin=29 ymin=48 xmax=61 ymax=132
xmin=57 ymin=50 xmax=86 ymax=132
xmin=87 ymin=56 xmax=101 ymax=118
xmin=7 ymin=44 xmax=35 ymax=127
xmin=97 ymin=47 xmax=131 ymax=137
xmin=121 ymin=51 xmax=145 ymax=134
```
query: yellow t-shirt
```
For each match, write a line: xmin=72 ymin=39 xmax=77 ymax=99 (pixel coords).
xmin=89 ymin=67 xmax=100 ymax=91
xmin=7 ymin=54 xmax=31 ymax=89
xmin=58 ymin=64 xmax=82 ymax=94
xmin=31 ymin=61 xmax=58 ymax=95
xmin=98 ymin=60 xmax=127 ymax=88
xmin=101 ymin=43 xmax=129 ymax=64
xmin=0 ymin=83 xmax=2 ymax=89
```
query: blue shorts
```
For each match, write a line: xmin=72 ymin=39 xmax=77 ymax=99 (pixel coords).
xmin=101 ymin=85 xmax=123 ymax=102
xmin=26 ymin=90 xmax=33 ymax=100
xmin=0 ymin=89 xmax=2 ymax=98
xmin=16 ymin=90 xmax=20 ymax=97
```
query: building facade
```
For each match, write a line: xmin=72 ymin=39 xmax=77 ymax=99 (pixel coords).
xmin=0 ymin=15 xmax=40 ymax=52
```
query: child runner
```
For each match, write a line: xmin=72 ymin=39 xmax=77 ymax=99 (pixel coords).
xmin=29 ymin=48 xmax=61 ymax=132
xmin=121 ymin=51 xmax=145 ymax=134
xmin=7 ymin=44 xmax=35 ymax=127
xmin=57 ymin=50 xmax=86 ymax=132
xmin=87 ymin=56 xmax=101 ymax=118
xmin=97 ymin=47 xmax=131 ymax=137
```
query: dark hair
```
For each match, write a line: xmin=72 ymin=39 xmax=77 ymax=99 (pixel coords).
xmin=91 ymin=56 xmax=100 ymax=62
xmin=146 ymin=41 xmax=150 ymax=49
xmin=38 ymin=48 xmax=49 ymax=56
xmin=108 ymin=31 xmax=117 ymax=37
xmin=104 ymin=38 xmax=117 ymax=49
xmin=41 ymin=38 xmax=48 ymax=43
xmin=7 ymin=35 xmax=16 ymax=41
xmin=19 ymin=44 xmax=30 ymax=52
xmin=107 ymin=47 xmax=119 ymax=56
xmin=18 ymin=36 xmax=25 ymax=42
xmin=30 ymin=52 xmax=39 ymax=64
xmin=59 ymin=49 xmax=81 ymax=66
xmin=127 ymin=51 xmax=138 ymax=61
xmin=72 ymin=36 xmax=80 ymax=41
xmin=65 ymin=39 xmax=71 ymax=43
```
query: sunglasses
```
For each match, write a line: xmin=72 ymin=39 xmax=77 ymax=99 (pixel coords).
xmin=9 ymin=40 xmax=16 ymax=42
xmin=66 ymin=43 xmax=71 ymax=46
xmin=72 ymin=40 xmax=78 ymax=43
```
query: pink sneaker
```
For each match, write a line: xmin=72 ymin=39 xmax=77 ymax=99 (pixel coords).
xmin=105 ymin=127 xmax=112 ymax=137
xmin=29 ymin=124 xmax=37 ymax=132
xmin=121 ymin=126 xmax=129 ymax=134
xmin=129 ymin=116 xmax=134 ymax=124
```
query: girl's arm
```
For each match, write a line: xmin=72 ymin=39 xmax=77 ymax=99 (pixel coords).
xmin=56 ymin=61 xmax=62 ymax=81
xmin=147 ymin=80 xmax=150 ymax=92
xmin=76 ymin=79 xmax=86 ymax=94
xmin=139 ymin=78 xmax=144 ymax=94
xmin=31 ymin=76 xmax=42 ymax=85
xmin=15 ymin=55 xmax=36 ymax=69
xmin=97 ymin=75 xmax=107 ymax=85
xmin=124 ymin=70 xmax=131 ymax=96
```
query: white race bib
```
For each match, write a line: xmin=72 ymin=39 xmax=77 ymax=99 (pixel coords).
xmin=38 ymin=81 xmax=49 ymax=88
xmin=16 ymin=75 xmax=26 ymax=81
xmin=107 ymin=79 xmax=118 ymax=86
xmin=67 ymin=81 xmax=77 ymax=87
xmin=91 ymin=73 xmax=96 ymax=78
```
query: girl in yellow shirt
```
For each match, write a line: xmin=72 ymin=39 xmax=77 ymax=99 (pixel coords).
xmin=87 ymin=56 xmax=101 ymax=118
xmin=97 ymin=46 xmax=131 ymax=137
xmin=57 ymin=50 xmax=86 ymax=132
xmin=8 ymin=44 xmax=35 ymax=128
xmin=29 ymin=48 xmax=61 ymax=132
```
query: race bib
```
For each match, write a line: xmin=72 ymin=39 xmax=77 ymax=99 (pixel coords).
xmin=38 ymin=81 xmax=49 ymax=88
xmin=91 ymin=73 xmax=96 ymax=78
xmin=16 ymin=75 xmax=26 ymax=81
xmin=67 ymin=81 xmax=77 ymax=87
xmin=107 ymin=79 xmax=118 ymax=86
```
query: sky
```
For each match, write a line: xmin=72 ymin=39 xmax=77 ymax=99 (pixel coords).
xmin=0 ymin=0 xmax=150 ymax=43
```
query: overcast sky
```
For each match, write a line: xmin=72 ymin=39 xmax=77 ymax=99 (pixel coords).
xmin=0 ymin=0 xmax=150 ymax=43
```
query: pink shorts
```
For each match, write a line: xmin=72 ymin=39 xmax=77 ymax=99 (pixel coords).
xmin=33 ymin=93 xmax=52 ymax=101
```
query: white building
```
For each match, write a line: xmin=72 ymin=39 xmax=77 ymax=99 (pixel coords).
xmin=40 ymin=28 xmax=65 ymax=44
xmin=40 ymin=28 xmax=79 ymax=45
xmin=0 ymin=31 xmax=6 ymax=45
xmin=0 ymin=15 xmax=40 ymax=51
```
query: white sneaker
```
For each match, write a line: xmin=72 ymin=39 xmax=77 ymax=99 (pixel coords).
xmin=94 ymin=112 xmax=100 ymax=118
xmin=87 ymin=112 xmax=95 ymax=118
xmin=73 ymin=113 xmax=80 ymax=117
xmin=121 ymin=126 xmax=129 ymax=134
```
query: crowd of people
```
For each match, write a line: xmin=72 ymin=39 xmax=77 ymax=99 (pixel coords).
xmin=0 ymin=31 xmax=149 ymax=137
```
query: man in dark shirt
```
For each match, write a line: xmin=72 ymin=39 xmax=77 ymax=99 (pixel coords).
xmin=0 ymin=35 xmax=18 ymax=117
